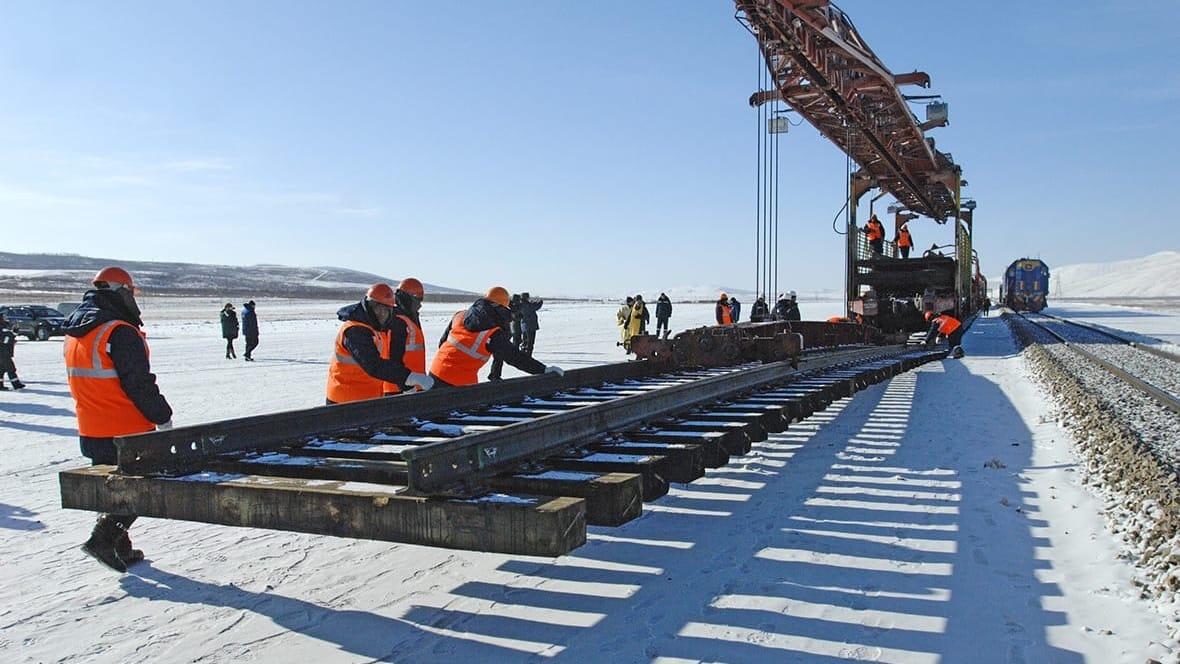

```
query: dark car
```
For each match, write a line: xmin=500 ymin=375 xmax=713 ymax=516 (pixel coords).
xmin=0 ymin=305 xmax=68 ymax=341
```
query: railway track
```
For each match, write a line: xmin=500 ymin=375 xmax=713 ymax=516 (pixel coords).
xmin=1018 ymin=313 xmax=1180 ymax=415
xmin=60 ymin=345 xmax=947 ymax=557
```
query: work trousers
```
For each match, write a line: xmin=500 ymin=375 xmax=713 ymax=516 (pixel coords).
xmin=656 ymin=317 xmax=670 ymax=336
xmin=0 ymin=356 xmax=17 ymax=382
xmin=244 ymin=335 xmax=259 ymax=358
xmin=86 ymin=441 xmax=138 ymax=528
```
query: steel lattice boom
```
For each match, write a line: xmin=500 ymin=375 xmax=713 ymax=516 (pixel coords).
xmin=737 ymin=0 xmax=960 ymax=220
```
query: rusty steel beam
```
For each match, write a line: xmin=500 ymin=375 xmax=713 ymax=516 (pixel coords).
xmin=736 ymin=0 xmax=961 ymax=220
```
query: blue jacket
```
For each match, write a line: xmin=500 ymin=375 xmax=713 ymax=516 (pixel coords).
xmin=241 ymin=304 xmax=259 ymax=338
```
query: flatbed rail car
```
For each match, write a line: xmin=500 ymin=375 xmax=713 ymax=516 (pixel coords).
xmin=60 ymin=346 xmax=947 ymax=557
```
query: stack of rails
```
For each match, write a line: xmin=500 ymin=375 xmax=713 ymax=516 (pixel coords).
xmin=61 ymin=346 xmax=947 ymax=556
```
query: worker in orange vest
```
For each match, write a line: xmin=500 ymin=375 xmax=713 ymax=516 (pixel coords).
xmin=62 ymin=267 xmax=173 ymax=572
xmin=926 ymin=311 xmax=965 ymax=357
xmin=326 ymin=283 xmax=432 ymax=404
xmin=896 ymin=223 xmax=914 ymax=259
xmin=430 ymin=286 xmax=563 ymax=387
xmin=382 ymin=278 xmax=428 ymax=396
xmin=863 ymin=213 xmax=885 ymax=255
xmin=715 ymin=292 xmax=733 ymax=326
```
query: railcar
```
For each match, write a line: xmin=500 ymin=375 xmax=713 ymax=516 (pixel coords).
xmin=1001 ymin=258 xmax=1050 ymax=312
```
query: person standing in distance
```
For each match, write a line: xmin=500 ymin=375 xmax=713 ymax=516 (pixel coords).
xmin=63 ymin=267 xmax=172 ymax=572
xmin=241 ymin=300 xmax=259 ymax=361
xmin=220 ymin=303 xmax=239 ymax=359
xmin=654 ymin=293 xmax=673 ymax=339
xmin=0 ymin=312 xmax=25 ymax=390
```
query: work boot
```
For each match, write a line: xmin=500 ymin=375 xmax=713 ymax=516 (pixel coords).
xmin=11 ymin=380 xmax=25 ymax=390
xmin=81 ymin=516 xmax=127 ymax=573
xmin=115 ymin=532 xmax=144 ymax=565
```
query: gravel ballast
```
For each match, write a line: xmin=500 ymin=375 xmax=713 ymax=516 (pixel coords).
xmin=1006 ymin=312 xmax=1180 ymax=636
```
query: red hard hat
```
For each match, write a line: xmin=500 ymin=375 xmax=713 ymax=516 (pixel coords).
xmin=93 ymin=266 xmax=135 ymax=291
xmin=485 ymin=286 xmax=510 ymax=308
xmin=398 ymin=277 xmax=424 ymax=299
xmin=366 ymin=283 xmax=396 ymax=306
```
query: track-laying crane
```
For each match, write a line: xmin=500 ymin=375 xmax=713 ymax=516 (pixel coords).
xmin=737 ymin=0 xmax=979 ymax=330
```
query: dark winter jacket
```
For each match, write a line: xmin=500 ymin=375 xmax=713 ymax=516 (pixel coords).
xmin=0 ymin=325 xmax=14 ymax=358
xmin=241 ymin=303 xmax=259 ymax=338
xmin=750 ymin=299 xmax=770 ymax=322
xmin=220 ymin=309 xmax=239 ymax=339
xmin=64 ymin=290 xmax=173 ymax=461
xmin=436 ymin=298 xmax=546 ymax=381
xmin=729 ymin=298 xmax=741 ymax=323
xmin=336 ymin=301 xmax=412 ymax=389
xmin=774 ymin=299 xmax=801 ymax=322
xmin=655 ymin=296 xmax=672 ymax=320
xmin=518 ymin=297 xmax=543 ymax=332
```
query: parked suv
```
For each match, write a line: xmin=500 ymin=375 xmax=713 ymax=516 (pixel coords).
xmin=0 ymin=305 xmax=67 ymax=341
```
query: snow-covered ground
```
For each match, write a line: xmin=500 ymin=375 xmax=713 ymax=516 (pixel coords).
xmin=0 ymin=301 xmax=1175 ymax=662
xmin=1045 ymin=302 xmax=1180 ymax=350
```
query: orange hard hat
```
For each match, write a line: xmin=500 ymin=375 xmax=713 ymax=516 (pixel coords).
xmin=92 ymin=266 xmax=135 ymax=291
xmin=398 ymin=277 xmax=424 ymax=299
xmin=366 ymin=283 xmax=396 ymax=306
xmin=485 ymin=286 xmax=510 ymax=308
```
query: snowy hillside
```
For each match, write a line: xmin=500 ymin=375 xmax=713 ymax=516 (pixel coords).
xmin=1052 ymin=251 xmax=1180 ymax=297
xmin=0 ymin=252 xmax=475 ymax=299
xmin=578 ymin=285 xmax=843 ymax=302
xmin=991 ymin=251 xmax=1180 ymax=298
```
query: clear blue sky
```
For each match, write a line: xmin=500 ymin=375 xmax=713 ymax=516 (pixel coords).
xmin=2 ymin=1 xmax=1176 ymax=295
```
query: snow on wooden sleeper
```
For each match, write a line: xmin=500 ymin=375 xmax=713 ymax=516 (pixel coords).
xmin=514 ymin=470 xmax=601 ymax=481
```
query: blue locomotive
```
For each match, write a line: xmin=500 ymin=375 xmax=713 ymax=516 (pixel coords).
xmin=1002 ymin=258 xmax=1050 ymax=312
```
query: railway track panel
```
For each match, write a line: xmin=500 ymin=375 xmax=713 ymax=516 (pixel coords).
xmin=60 ymin=347 xmax=947 ymax=557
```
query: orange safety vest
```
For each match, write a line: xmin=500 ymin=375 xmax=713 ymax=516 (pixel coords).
xmin=935 ymin=315 xmax=962 ymax=336
xmin=383 ymin=314 xmax=426 ymax=395
xmin=430 ymin=310 xmax=495 ymax=387
xmin=897 ymin=228 xmax=912 ymax=248
xmin=866 ymin=220 xmax=884 ymax=242
xmin=64 ymin=320 xmax=156 ymax=438
xmin=720 ymin=304 xmax=733 ymax=326
xmin=326 ymin=320 xmax=387 ymax=403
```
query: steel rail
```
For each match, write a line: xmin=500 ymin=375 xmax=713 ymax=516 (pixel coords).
xmin=402 ymin=346 xmax=916 ymax=493
xmin=1019 ymin=314 xmax=1180 ymax=415
xmin=1034 ymin=312 xmax=1180 ymax=364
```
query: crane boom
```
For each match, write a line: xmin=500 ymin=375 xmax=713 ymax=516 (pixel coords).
xmin=736 ymin=0 xmax=960 ymax=220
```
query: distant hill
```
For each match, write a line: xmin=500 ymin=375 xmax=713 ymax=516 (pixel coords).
xmin=0 ymin=252 xmax=476 ymax=300
xmin=990 ymin=251 xmax=1180 ymax=298
xmin=578 ymin=285 xmax=842 ymax=302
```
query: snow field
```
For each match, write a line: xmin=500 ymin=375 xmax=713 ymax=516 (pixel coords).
xmin=0 ymin=301 xmax=1174 ymax=662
